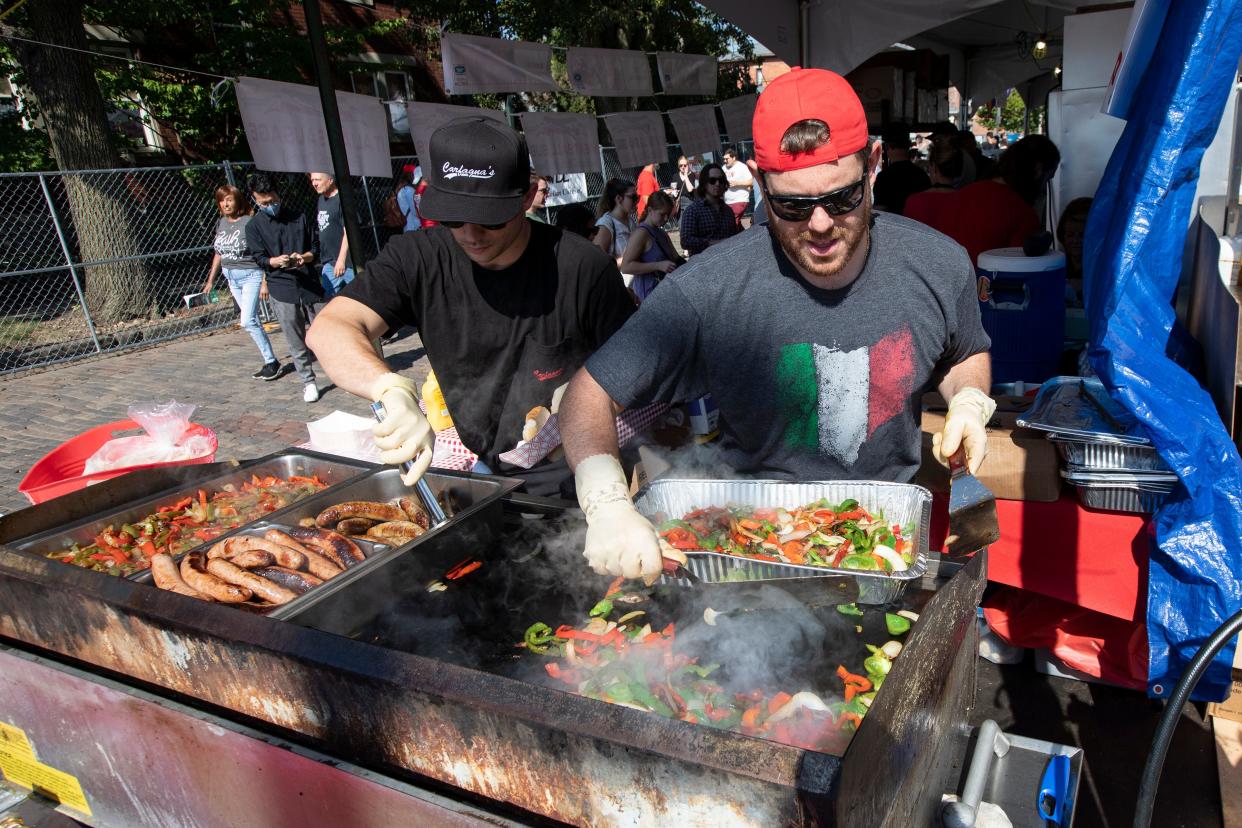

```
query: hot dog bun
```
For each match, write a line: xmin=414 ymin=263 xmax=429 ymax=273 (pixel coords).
xmin=522 ymin=405 xmax=551 ymax=443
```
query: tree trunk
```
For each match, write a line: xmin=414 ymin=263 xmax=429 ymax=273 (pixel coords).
xmin=11 ymin=0 xmax=150 ymax=326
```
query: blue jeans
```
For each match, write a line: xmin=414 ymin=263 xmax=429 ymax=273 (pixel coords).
xmin=222 ymin=267 xmax=276 ymax=364
xmin=320 ymin=262 xmax=355 ymax=297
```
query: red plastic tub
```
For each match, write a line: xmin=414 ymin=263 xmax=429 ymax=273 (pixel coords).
xmin=19 ymin=419 xmax=218 ymax=505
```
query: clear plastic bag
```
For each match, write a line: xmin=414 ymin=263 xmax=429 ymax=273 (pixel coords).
xmin=84 ymin=400 xmax=214 ymax=474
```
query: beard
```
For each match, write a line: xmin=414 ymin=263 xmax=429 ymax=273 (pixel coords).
xmin=772 ymin=200 xmax=871 ymax=286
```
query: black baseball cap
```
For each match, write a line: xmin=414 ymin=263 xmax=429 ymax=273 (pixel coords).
xmin=419 ymin=117 xmax=531 ymax=226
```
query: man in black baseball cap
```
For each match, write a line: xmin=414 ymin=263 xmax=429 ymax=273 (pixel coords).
xmin=307 ymin=117 xmax=634 ymax=496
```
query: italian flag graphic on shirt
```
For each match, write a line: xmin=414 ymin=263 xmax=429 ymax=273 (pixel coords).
xmin=777 ymin=327 xmax=916 ymax=465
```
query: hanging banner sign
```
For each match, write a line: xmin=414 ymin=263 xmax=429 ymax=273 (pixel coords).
xmin=566 ymin=47 xmax=654 ymax=97
xmin=667 ymin=104 xmax=721 ymax=158
xmin=656 ymin=53 xmax=718 ymax=96
xmin=718 ymin=93 xmax=758 ymax=141
xmin=520 ymin=111 xmax=601 ymax=177
xmin=236 ymin=77 xmax=392 ymax=177
xmin=601 ymin=111 xmax=667 ymax=168
xmin=440 ymin=33 xmax=558 ymax=95
xmin=546 ymin=174 xmax=589 ymax=207
xmin=406 ymin=102 xmax=506 ymax=167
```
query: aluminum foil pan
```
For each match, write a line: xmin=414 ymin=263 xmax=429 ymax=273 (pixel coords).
xmin=1062 ymin=469 xmax=1178 ymax=486
xmin=634 ymin=479 xmax=932 ymax=603
xmin=1018 ymin=377 xmax=1151 ymax=445
xmin=1069 ymin=482 xmax=1171 ymax=514
xmin=1051 ymin=436 xmax=1167 ymax=472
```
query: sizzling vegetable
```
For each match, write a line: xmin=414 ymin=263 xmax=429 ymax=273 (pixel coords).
xmin=520 ymin=593 xmax=915 ymax=755
xmin=48 ymin=475 xmax=327 ymax=576
xmin=658 ymin=499 xmax=916 ymax=573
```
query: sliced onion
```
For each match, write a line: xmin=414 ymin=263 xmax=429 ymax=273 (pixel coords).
xmin=872 ymin=545 xmax=908 ymax=572
xmin=897 ymin=610 xmax=920 ymax=622
xmin=584 ymin=617 xmax=610 ymax=636
xmin=565 ymin=640 xmax=578 ymax=665
xmin=703 ymin=607 xmax=720 ymax=626
xmin=615 ymin=610 xmax=646 ymax=626
xmin=767 ymin=691 xmax=831 ymax=723
xmin=880 ymin=640 xmax=903 ymax=659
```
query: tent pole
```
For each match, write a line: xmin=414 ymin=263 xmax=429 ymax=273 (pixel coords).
xmin=799 ymin=0 xmax=810 ymax=67
xmin=303 ymin=0 xmax=367 ymax=277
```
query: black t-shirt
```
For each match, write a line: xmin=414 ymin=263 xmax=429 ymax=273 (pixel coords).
xmin=245 ymin=208 xmax=325 ymax=304
xmin=315 ymin=193 xmax=345 ymax=265
xmin=342 ymin=222 xmax=635 ymax=468
xmin=873 ymin=159 xmax=931 ymax=215
xmin=585 ymin=212 xmax=990 ymax=483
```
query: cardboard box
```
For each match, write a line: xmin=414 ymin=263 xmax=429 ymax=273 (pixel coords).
xmin=913 ymin=394 xmax=1062 ymax=502
xmin=1208 ymin=669 xmax=1242 ymax=723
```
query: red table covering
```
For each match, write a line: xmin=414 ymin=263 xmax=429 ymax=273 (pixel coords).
xmin=929 ymin=492 xmax=1150 ymax=622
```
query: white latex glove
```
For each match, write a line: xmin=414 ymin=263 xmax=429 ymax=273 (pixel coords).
xmin=370 ymin=372 xmax=434 ymax=486
xmin=932 ymin=387 xmax=998 ymax=475
xmin=575 ymin=454 xmax=662 ymax=582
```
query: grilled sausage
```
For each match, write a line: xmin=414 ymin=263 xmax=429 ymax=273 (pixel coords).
xmin=223 ymin=546 xmax=275 ymax=569
xmin=315 ymin=501 xmax=406 ymax=528
xmin=206 ymin=539 xmax=232 ymax=559
xmin=264 ymin=529 xmax=343 ymax=580
xmin=334 ymin=518 xmax=375 ymax=535
xmin=397 ymin=497 xmax=431 ymax=530
xmin=250 ymin=566 xmax=324 ymax=595
xmin=180 ymin=552 xmax=252 ymax=603
xmin=150 ymin=553 xmax=212 ymax=600
xmin=285 ymin=526 xmax=366 ymax=568
xmin=230 ymin=534 xmax=306 ymax=571
xmin=205 ymin=558 xmax=299 ymax=605
xmin=366 ymin=520 xmax=425 ymax=545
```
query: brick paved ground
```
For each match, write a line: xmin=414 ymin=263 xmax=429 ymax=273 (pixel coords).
xmin=0 ymin=323 xmax=429 ymax=515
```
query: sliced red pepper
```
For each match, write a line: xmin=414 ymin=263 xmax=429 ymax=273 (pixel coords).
xmin=831 ymin=539 xmax=853 ymax=567
xmin=781 ymin=541 xmax=807 ymax=564
xmin=662 ymin=527 xmax=700 ymax=550
xmin=445 ymin=560 xmax=482 ymax=580
xmin=139 ymin=541 xmax=157 ymax=558
xmin=768 ymin=691 xmax=793 ymax=714
xmin=604 ymin=576 xmax=625 ymax=597
xmin=741 ymin=705 xmax=762 ymax=729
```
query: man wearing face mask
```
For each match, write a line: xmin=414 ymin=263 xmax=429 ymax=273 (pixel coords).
xmin=245 ymin=172 xmax=327 ymax=403
xmin=559 ymin=68 xmax=996 ymax=581
xmin=306 ymin=118 xmax=634 ymax=496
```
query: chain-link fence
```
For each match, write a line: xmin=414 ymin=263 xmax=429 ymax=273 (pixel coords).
xmin=0 ymin=139 xmax=753 ymax=374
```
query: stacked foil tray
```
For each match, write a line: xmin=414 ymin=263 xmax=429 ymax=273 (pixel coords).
xmin=1020 ymin=377 xmax=1175 ymax=514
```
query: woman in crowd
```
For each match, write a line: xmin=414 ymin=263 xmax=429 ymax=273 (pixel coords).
xmin=554 ymin=203 xmax=600 ymax=242
xmin=903 ymin=137 xmax=964 ymax=234
xmin=621 ymin=191 xmax=685 ymax=302
xmin=675 ymin=155 xmax=698 ymax=215
xmin=678 ymin=162 xmax=739 ymax=255
xmin=395 ymin=168 xmax=422 ymax=232
xmin=635 ymin=163 xmax=660 ymax=218
xmin=202 ymin=184 xmax=283 ymax=380
xmin=594 ymin=178 xmax=637 ymax=271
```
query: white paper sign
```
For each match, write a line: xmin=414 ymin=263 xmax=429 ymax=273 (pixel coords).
xmin=718 ymin=94 xmax=758 ymax=141
xmin=546 ymin=173 xmax=588 ymax=207
xmin=656 ymin=53 xmax=718 ymax=96
xmin=601 ymin=112 xmax=667 ymax=168
xmin=667 ymin=104 xmax=721 ymax=158
xmin=519 ymin=111 xmax=601 ymax=177
xmin=236 ymin=77 xmax=392 ymax=177
xmin=406 ymin=102 xmax=507 ymax=167
xmin=440 ymin=33 xmax=558 ymax=95
xmin=566 ymin=47 xmax=654 ymax=97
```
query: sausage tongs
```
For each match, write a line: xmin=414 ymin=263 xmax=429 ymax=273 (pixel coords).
xmin=370 ymin=401 xmax=449 ymax=527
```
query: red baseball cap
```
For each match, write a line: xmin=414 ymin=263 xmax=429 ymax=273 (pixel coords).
xmin=753 ymin=67 xmax=870 ymax=172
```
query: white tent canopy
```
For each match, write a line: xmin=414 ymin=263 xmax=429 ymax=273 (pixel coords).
xmin=702 ymin=0 xmax=1115 ymax=109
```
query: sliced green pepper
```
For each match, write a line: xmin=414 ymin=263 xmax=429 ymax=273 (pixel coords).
xmin=589 ymin=599 xmax=613 ymax=618
xmin=524 ymin=622 xmax=555 ymax=654
xmin=841 ymin=554 xmax=881 ymax=571
xmin=885 ymin=613 xmax=912 ymax=636
xmin=836 ymin=603 xmax=865 ymax=617
xmin=684 ymin=663 xmax=719 ymax=678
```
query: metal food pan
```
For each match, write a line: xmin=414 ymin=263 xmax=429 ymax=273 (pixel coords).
xmin=1051 ymin=436 xmax=1167 ymax=472
xmin=635 ymin=479 xmax=931 ymax=602
xmin=7 ymin=450 xmax=373 ymax=574
xmin=1071 ymin=482 xmax=1171 ymax=514
xmin=132 ymin=519 xmax=391 ymax=619
xmin=1018 ymin=377 xmax=1151 ymax=444
xmin=272 ymin=468 xmax=521 ymax=619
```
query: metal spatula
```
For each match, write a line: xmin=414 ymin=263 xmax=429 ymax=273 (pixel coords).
xmin=945 ymin=448 xmax=999 ymax=556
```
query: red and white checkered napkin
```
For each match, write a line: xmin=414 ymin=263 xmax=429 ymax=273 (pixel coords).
xmin=496 ymin=402 xmax=669 ymax=470
xmin=430 ymin=426 xmax=479 ymax=472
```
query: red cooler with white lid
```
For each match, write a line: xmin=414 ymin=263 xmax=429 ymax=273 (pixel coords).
xmin=975 ymin=247 xmax=1066 ymax=384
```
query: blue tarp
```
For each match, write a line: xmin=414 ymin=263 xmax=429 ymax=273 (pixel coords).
xmin=1084 ymin=0 xmax=1242 ymax=701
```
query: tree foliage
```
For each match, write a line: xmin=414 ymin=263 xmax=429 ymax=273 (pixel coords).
xmin=973 ymin=88 xmax=1027 ymax=134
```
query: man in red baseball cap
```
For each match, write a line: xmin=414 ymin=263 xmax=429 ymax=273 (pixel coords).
xmin=558 ymin=67 xmax=995 ymax=582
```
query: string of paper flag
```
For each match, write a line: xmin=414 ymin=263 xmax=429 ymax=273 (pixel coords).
xmin=233 ymin=32 xmax=760 ymax=180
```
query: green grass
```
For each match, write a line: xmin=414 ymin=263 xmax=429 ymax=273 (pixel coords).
xmin=0 ymin=316 xmax=39 ymax=348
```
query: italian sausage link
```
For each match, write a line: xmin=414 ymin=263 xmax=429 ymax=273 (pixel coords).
xmin=231 ymin=534 xmax=307 ymax=570
xmin=180 ymin=552 xmax=252 ymax=603
xmin=366 ymin=520 xmax=425 ymax=545
xmin=334 ymin=518 xmax=375 ymax=535
xmin=286 ymin=526 xmax=365 ymax=568
xmin=206 ymin=539 xmax=232 ymax=559
xmin=151 ymin=553 xmax=211 ymax=600
xmin=205 ymin=558 xmax=299 ymax=605
xmin=251 ymin=566 xmax=324 ymax=595
xmin=397 ymin=497 xmax=431 ymax=530
xmin=315 ymin=501 xmax=406 ymax=527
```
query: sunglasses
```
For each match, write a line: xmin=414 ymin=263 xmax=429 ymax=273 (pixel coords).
xmin=705 ymin=177 xmax=726 ymax=185
xmin=762 ymin=169 xmax=868 ymax=221
xmin=441 ymin=219 xmax=509 ymax=230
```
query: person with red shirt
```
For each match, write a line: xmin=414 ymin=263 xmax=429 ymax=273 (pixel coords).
xmin=635 ymin=163 xmax=660 ymax=218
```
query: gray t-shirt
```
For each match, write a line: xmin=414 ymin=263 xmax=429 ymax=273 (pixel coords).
xmin=212 ymin=215 xmax=259 ymax=270
xmin=586 ymin=212 xmax=990 ymax=483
